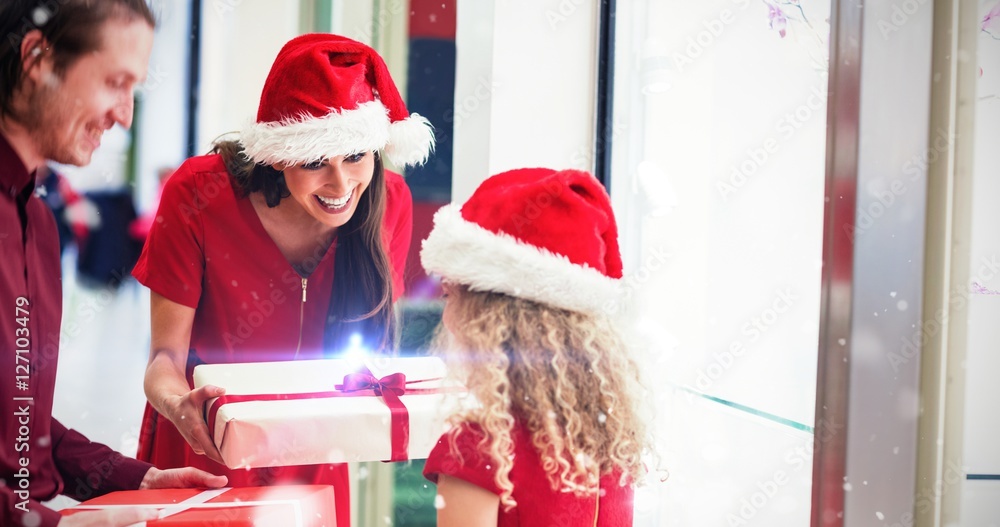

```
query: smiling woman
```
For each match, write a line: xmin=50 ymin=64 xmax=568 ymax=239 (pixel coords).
xmin=130 ymin=32 xmax=433 ymax=527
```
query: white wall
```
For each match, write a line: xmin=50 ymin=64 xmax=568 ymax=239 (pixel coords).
xmin=331 ymin=0 xmax=374 ymax=44
xmin=451 ymin=0 xmax=496 ymax=202
xmin=197 ymin=0 xmax=301 ymax=154
xmin=331 ymin=0 xmax=410 ymax=173
xmin=452 ymin=0 xmax=599 ymax=202
xmin=960 ymin=1 xmax=1000 ymax=521
xmin=134 ymin=0 xmax=192 ymax=210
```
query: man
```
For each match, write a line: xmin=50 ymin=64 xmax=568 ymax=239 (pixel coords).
xmin=0 ymin=2 xmax=227 ymax=526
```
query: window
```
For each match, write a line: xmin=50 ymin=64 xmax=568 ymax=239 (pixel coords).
xmin=608 ymin=1 xmax=832 ymax=523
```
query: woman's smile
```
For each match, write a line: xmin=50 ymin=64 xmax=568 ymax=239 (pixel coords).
xmin=314 ymin=188 xmax=355 ymax=214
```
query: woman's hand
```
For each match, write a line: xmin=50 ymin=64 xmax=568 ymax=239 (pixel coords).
xmin=59 ymin=508 xmax=159 ymax=527
xmin=145 ymin=292 xmax=229 ymax=464
xmin=160 ymin=384 xmax=227 ymax=465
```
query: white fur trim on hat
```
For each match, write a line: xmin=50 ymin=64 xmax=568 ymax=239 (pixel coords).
xmin=384 ymin=113 xmax=435 ymax=167
xmin=240 ymin=101 xmax=391 ymax=166
xmin=420 ymin=205 xmax=622 ymax=315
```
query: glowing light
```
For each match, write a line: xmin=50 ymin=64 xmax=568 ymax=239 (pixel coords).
xmin=344 ymin=333 xmax=368 ymax=364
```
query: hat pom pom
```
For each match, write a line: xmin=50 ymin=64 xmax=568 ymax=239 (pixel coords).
xmin=384 ymin=113 xmax=435 ymax=167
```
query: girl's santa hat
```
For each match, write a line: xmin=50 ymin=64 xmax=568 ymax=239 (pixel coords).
xmin=240 ymin=33 xmax=434 ymax=168
xmin=421 ymin=168 xmax=623 ymax=315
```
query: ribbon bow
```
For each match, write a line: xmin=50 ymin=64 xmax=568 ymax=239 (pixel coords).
xmin=337 ymin=371 xmax=407 ymax=396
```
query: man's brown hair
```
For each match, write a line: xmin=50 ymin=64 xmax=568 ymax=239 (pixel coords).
xmin=0 ymin=0 xmax=156 ymax=120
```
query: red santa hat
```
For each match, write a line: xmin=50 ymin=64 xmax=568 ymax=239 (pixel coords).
xmin=240 ymin=33 xmax=434 ymax=168
xmin=421 ymin=168 xmax=623 ymax=315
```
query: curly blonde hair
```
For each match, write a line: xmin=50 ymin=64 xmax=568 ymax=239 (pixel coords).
xmin=433 ymin=284 xmax=650 ymax=509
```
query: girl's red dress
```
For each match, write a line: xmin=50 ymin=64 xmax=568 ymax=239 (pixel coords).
xmin=132 ymin=154 xmax=413 ymax=527
xmin=424 ymin=421 xmax=634 ymax=526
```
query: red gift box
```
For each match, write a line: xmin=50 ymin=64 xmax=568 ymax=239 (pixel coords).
xmin=60 ymin=485 xmax=336 ymax=526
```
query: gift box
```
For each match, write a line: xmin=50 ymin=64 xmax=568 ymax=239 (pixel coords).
xmin=60 ymin=485 xmax=336 ymax=526
xmin=193 ymin=357 xmax=471 ymax=469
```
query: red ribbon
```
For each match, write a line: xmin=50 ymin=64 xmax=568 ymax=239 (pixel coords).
xmin=206 ymin=368 xmax=443 ymax=462
xmin=336 ymin=370 xmax=410 ymax=461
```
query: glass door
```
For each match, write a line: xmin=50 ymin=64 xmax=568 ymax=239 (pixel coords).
xmin=608 ymin=2 xmax=832 ymax=524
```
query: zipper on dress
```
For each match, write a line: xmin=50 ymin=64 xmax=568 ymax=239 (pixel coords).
xmin=293 ymin=277 xmax=307 ymax=359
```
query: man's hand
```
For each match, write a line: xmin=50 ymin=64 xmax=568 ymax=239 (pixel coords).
xmin=59 ymin=507 xmax=159 ymax=526
xmin=139 ymin=467 xmax=228 ymax=490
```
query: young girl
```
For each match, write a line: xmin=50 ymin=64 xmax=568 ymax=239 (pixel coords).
xmin=132 ymin=34 xmax=433 ymax=527
xmin=420 ymin=167 xmax=650 ymax=526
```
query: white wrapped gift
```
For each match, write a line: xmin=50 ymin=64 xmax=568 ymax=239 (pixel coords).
xmin=193 ymin=357 xmax=470 ymax=469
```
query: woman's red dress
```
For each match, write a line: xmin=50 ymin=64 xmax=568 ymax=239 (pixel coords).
xmin=133 ymin=154 xmax=413 ymax=527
